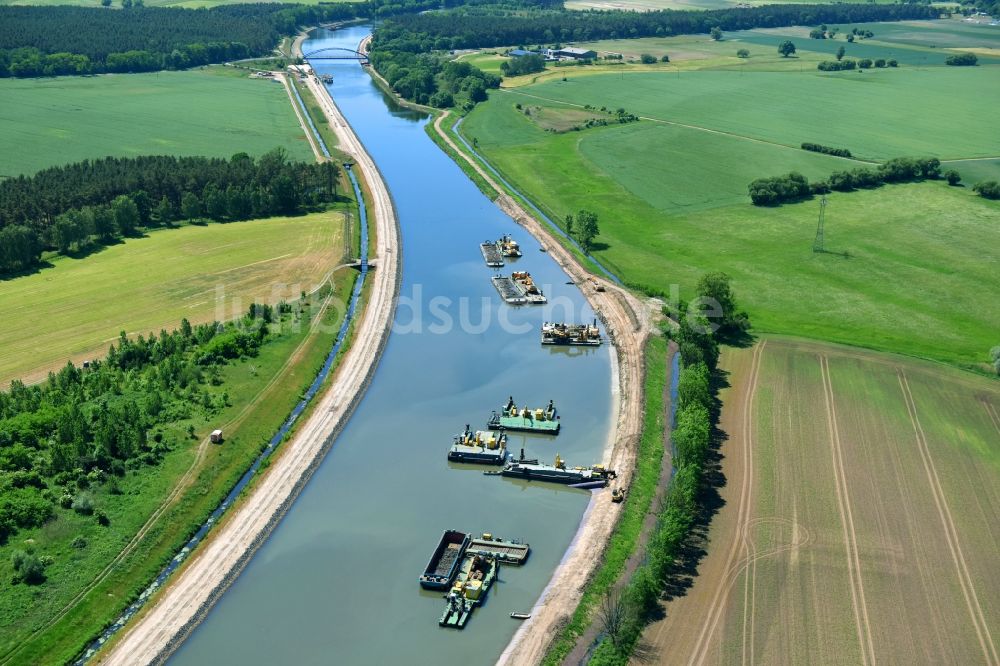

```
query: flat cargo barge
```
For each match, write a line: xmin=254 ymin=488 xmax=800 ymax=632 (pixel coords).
xmin=480 ymin=241 xmax=504 ymax=268
xmin=492 ymin=276 xmax=527 ymax=304
xmin=419 ymin=530 xmax=470 ymax=589
xmin=488 ymin=397 xmax=560 ymax=434
xmin=466 ymin=533 xmax=530 ymax=565
xmin=500 ymin=453 xmax=616 ymax=487
xmin=448 ymin=426 xmax=508 ymax=465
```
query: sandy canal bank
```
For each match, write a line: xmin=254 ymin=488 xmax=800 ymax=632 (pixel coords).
xmin=98 ymin=57 xmax=401 ymax=666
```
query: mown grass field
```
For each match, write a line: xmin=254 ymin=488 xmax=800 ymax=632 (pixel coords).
xmin=0 ymin=268 xmax=358 ymax=665
xmin=0 ymin=212 xmax=346 ymax=385
xmin=644 ymin=338 xmax=1000 ymax=664
xmin=462 ymin=60 xmax=1000 ymax=367
xmin=0 ymin=68 xmax=312 ymax=176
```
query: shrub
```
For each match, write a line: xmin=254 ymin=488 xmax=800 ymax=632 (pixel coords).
xmin=945 ymin=170 xmax=961 ymax=186
xmin=71 ymin=492 xmax=94 ymax=515
xmin=95 ymin=508 xmax=110 ymax=526
xmin=973 ymin=181 xmax=1000 ymax=200
xmin=11 ymin=549 xmax=45 ymax=585
xmin=71 ymin=535 xmax=87 ymax=549
xmin=660 ymin=54 xmax=670 ymax=62
xmin=801 ymin=142 xmax=852 ymax=158
xmin=945 ymin=52 xmax=978 ymax=66
xmin=888 ymin=59 xmax=898 ymax=67
xmin=737 ymin=48 xmax=749 ymax=58
xmin=874 ymin=58 xmax=886 ymax=68
xmin=640 ymin=53 xmax=656 ymax=64
xmin=858 ymin=58 xmax=873 ymax=69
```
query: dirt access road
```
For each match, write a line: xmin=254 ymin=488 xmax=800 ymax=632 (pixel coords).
xmin=98 ymin=62 xmax=400 ymax=666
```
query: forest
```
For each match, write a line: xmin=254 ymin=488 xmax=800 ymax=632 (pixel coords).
xmin=0 ymin=151 xmax=341 ymax=275
xmin=0 ymin=308 xmax=277 ymax=564
xmin=372 ymin=3 xmax=939 ymax=52
xmin=0 ymin=0 xmax=474 ymax=77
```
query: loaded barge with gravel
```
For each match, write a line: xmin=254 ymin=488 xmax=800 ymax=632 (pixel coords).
xmin=419 ymin=530 xmax=471 ymax=590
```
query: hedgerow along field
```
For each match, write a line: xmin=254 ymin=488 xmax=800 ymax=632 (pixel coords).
xmin=644 ymin=337 xmax=1000 ymax=664
xmin=461 ymin=60 xmax=1000 ymax=367
xmin=0 ymin=67 xmax=312 ymax=176
xmin=0 ymin=211 xmax=346 ymax=386
xmin=0 ymin=265 xmax=360 ymax=666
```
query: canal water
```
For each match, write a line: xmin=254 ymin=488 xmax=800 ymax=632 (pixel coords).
xmin=171 ymin=25 xmax=612 ymax=665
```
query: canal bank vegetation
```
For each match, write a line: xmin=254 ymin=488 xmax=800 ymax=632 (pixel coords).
xmin=0 ymin=265 xmax=361 ymax=665
xmin=578 ymin=278 xmax=746 ymax=665
xmin=542 ymin=334 xmax=668 ymax=665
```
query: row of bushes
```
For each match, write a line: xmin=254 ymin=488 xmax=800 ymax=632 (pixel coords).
xmin=974 ymin=181 xmax=1000 ymax=200
xmin=749 ymin=157 xmax=944 ymax=205
xmin=588 ymin=275 xmax=747 ymax=663
xmin=818 ymin=57 xmax=897 ymax=71
xmin=801 ymin=142 xmax=852 ymax=158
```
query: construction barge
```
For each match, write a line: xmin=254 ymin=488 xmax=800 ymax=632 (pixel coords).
xmin=419 ymin=530 xmax=471 ymax=590
xmin=501 ymin=453 xmax=616 ymax=488
xmin=448 ymin=426 xmax=508 ymax=465
xmin=466 ymin=533 xmax=530 ymax=564
xmin=541 ymin=321 xmax=602 ymax=346
xmin=512 ymin=271 xmax=546 ymax=304
xmin=496 ymin=234 xmax=521 ymax=258
xmin=488 ymin=397 xmax=560 ymax=434
xmin=439 ymin=552 xmax=497 ymax=629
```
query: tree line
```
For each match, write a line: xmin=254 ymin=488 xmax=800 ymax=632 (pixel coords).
xmin=0 ymin=150 xmax=341 ymax=275
xmin=0 ymin=0 xmax=480 ymax=78
xmin=0 ymin=306 xmax=280 ymax=558
xmin=593 ymin=274 xmax=749 ymax=660
xmin=373 ymin=3 xmax=938 ymax=53
xmin=748 ymin=156 xmax=944 ymax=206
xmin=801 ymin=142 xmax=852 ymax=158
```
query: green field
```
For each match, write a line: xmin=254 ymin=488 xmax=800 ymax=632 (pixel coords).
xmin=492 ymin=68 xmax=1000 ymax=160
xmin=0 ymin=68 xmax=312 ymax=176
xmin=944 ymin=157 xmax=1000 ymax=185
xmin=0 ymin=212 xmax=345 ymax=385
xmin=0 ymin=0 xmax=342 ymax=7
xmin=462 ymin=62 xmax=1000 ymax=367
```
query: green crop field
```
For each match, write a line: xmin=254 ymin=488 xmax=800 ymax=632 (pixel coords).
xmin=462 ymin=64 xmax=1000 ymax=366
xmin=0 ymin=68 xmax=312 ymax=176
xmin=491 ymin=68 xmax=1000 ymax=160
xmin=0 ymin=212 xmax=346 ymax=385
xmin=944 ymin=157 xmax=1000 ymax=185
xmin=646 ymin=337 xmax=1000 ymax=664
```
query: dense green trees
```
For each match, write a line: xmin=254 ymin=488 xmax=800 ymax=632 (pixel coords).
xmin=501 ymin=53 xmax=545 ymax=75
xmin=801 ymin=142 xmax=852 ymax=158
xmin=368 ymin=49 xmax=499 ymax=108
xmin=0 ymin=151 xmax=341 ymax=274
xmin=0 ymin=307 xmax=275 ymax=548
xmin=973 ymin=181 xmax=1000 ymax=200
xmin=565 ymin=209 xmax=601 ymax=253
xmin=748 ymin=172 xmax=810 ymax=205
xmin=373 ymin=3 xmax=936 ymax=54
xmin=778 ymin=39 xmax=796 ymax=57
xmin=945 ymin=52 xmax=978 ymax=66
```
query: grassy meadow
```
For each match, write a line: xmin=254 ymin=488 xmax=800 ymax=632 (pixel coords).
xmin=0 ymin=67 xmax=312 ymax=176
xmin=461 ymin=46 xmax=1000 ymax=367
xmin=0 ymin=212 xmax=346 ymax=385
xmin=670 ymin=338 xmax=1000 ymax=664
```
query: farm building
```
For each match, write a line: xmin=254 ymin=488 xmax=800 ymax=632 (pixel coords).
xmin=553 ymin=47 xmax=597 ymax=60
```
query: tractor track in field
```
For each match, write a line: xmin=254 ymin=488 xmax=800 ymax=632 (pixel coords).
xmin=684 ymin=339 xmax=765 ymax=666
xmin=820 ymin=354 xmax=876 ymax=666
xmin=898 ymin=371 xmax=999 ymax=666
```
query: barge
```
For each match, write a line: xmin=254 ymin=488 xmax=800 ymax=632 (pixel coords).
xmin=439 ymin=552 xmax=498 ymax=629
xmin=511 ymin=271 xmax=547 ymax=304
xmin=466 ymin=533 xmax=530 ymax=565
xmin=541 ymin=321 xmax=602 ymax=346
xmin=419 ymin=530 xmax=470 ymax=589
xmin=500 ymin=453 xmax=616 ymax=487
xmin=480 ymin=241 xmax=504 ymax=268
xmin=491 ymin=276 xmax=527 ymax=305
xmin=448 ymin=426 xmax=509 ymax=465
xmin=496 ymin=234 xmax=522 ymax=258
xmin=488 ymin=397 xmax=560 ymax=434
